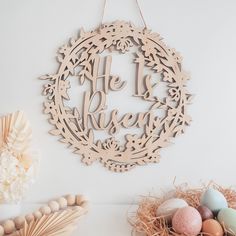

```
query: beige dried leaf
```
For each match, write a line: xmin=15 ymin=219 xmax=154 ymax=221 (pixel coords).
xmin=15 ymin=208 xmax=85 ymax=236
xmin=0 ymin=111 xmax=32 ymax=154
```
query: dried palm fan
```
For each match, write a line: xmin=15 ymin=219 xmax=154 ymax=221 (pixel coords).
xmin=15 ymin=207 xmax=85 ymax=236
xmin=0 ymin=111 xmax=37 ymax=204
xmin=0 ymin=111 xmax=32 ymax=154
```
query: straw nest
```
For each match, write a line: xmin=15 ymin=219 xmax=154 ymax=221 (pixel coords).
xmin=129 ymin=182 xmax=236 ymax=236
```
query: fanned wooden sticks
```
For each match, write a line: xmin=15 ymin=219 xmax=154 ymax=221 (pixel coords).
xmin=0 ymin=194 xmax=88 ymax=235
xmin=0 ymin=111 xmax=32 ymax=154
xmin=15 ymin=208 xmax=84 ymax=236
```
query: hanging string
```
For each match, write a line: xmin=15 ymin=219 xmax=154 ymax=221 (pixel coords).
xmin=135 ymin=0 xmax=147 ymax=29
xmin=100 ymin=0 xmax=148 ymax=28
xmin=100 ymin=0 xmax=107 ymax=27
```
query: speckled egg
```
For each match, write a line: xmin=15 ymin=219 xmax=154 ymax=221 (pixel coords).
xmin=200 ymin=188 xmax=228 ymax=214
xmin=217 ymin=208 xmax=236 ymax=234
xmin=172 ymin=206 xmax=202 ymax=236
xmin=202 ymin=219 xmax=224 ymax=236
xmin=197 ymin=205 xmax=214 ymax=221
xmin=156 ymin=198 xmax=188 ymax=221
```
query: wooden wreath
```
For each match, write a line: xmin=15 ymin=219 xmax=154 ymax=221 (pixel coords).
xmin=41 ymin=21 xmax=192 ymax=172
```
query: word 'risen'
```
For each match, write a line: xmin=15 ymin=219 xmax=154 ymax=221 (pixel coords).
xmin=81 ymin=55 xmax=157 ymax=134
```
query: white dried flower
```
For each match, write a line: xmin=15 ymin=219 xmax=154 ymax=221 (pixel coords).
xmin=0 ymin=111 xmax=39 ymax=203
xmin=0 ymin=150 xmax=39 ymax=204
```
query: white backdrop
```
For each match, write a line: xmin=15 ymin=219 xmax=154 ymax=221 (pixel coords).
xmin=1 ymin=0 xmax=236 ymax=234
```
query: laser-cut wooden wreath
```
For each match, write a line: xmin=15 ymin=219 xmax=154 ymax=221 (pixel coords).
xmin=41 ymin=21 xmax=192 ymax=172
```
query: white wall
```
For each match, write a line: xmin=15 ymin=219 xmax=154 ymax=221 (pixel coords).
xmin=0 ymin=0 xmax=236 ymax=206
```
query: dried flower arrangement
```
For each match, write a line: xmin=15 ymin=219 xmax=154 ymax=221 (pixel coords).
xmin=0 ymin=111 xmax=39 ymax=203
xmin=0 ymin=194 xmax=88 ymax=236
xmin=129 ymin=183 xmax=236 ymax=236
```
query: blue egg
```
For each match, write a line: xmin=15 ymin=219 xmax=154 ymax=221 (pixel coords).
xmin=200 ymin=188 xmax=228 ymax=214
xmin=218 ymin=208 xmax=236 ymax=234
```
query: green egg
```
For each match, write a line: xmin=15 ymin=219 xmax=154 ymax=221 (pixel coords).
xmin=218 ymin=208 xmax=236 ymax=234
xmin=200 ymin=188 xmax=228 ymax=214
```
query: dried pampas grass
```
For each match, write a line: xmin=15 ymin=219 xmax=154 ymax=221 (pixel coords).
xmin=129 ymin=182 xmax=236 ymax=236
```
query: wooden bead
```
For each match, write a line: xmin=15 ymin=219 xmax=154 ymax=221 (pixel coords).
xmin=33 ymin=211 xmax=43 ymax=219
xmin=48 ymin=201 xmax=60 ymax=212
xmin=80 ymin=201 xmax=89 ymax=210
xmin=25 ymin=214 xmax=34 ymax=223
xmin=0 ymin=225 xmax=4 ymax=236
xmin=39 ymin=205 xmax=51 ymax=215
xmin=76 ymin=195 xmax=86 ymax=206
xmin=57 ymin=197 xmax=67 ymax=209
xmin=14 ymin=216 xmax=25 ymax=230
xmin=7 ymin=233 xmax=19 ymax=236
xmin=3 ymin=220 xmax=15 ymax=234
xmin=65 ymin=194 xmax=76 ymax=206
xmin=7 ymin=231 xmax=19 ymax=236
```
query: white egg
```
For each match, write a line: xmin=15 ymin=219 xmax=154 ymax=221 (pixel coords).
xmin=156 ymin=198 xmax=188 ymax=221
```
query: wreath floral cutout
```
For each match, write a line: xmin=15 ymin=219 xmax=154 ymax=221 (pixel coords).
xmin=41 ymin=21 xmax=192 ymax=172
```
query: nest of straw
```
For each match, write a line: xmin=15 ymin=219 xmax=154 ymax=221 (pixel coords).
xmin=129 ymin=182 xmax=236 ymax=236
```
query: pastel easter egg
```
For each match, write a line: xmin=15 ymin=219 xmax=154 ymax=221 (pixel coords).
xmin=197 ymin=205 xmax=214 ymax=221
xmin=217 ymin=208 xmax=236 ymax=234
xmin=200 ymin=188 xmax=228 ymax=214
xmin=156 ymin=198 xmax=188 ymax=221
xmin=172 ymin=206 xmax=202 ymax=236
xmin=202 ymin=219 xmax=224 ymax=236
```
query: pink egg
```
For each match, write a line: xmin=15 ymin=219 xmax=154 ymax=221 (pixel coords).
xmin=172 ymin=206 xmax=202 ymax=236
